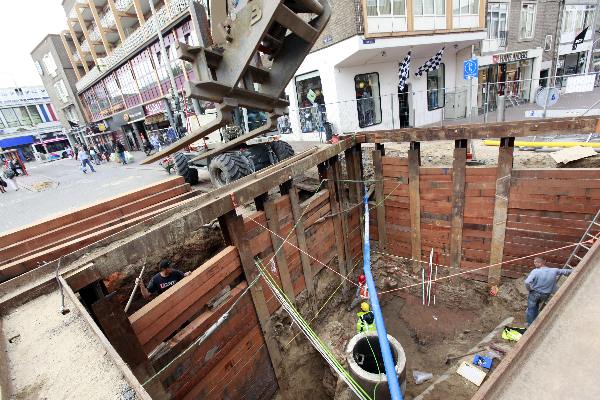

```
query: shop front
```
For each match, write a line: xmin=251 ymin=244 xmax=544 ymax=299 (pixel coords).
xmin=294 ymin=71 xmax=327 ymax=134
xmin=112 ymin=106 xmax=146 ymax=151
xmin=477 ymin=49 xmax=539 ymax=112
xmin=0 ymin=135 xmax=35 ymax=162
xmin=556 ymin=51 xmax=588 ymax=87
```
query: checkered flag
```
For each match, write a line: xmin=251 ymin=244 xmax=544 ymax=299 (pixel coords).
xmin=415 ymin=47 xmax=445 ymax=77
xmin=398 ymin=51 xmax=411 ymax=92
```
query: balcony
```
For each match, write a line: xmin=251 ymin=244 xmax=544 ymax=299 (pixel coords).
xmin=481 ymin=31 xmax=507 ymax=53
xmin=76 ymin=0 xmax=202 ymax=92
xmin=115 ymin=0 xmax=134 ymax=12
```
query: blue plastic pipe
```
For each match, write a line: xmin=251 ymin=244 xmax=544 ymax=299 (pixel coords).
xmin=362 ymin=190 xmax=403 ymax=400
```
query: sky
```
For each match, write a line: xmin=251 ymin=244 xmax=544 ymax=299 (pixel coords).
xmin=0 ymin=1 xmax=66 ymax=88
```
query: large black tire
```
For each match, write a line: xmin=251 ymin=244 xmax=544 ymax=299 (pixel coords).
xmin=270 ymin=140 xmax=294 ymax=162
xmin=208 ymin=152 xmax=254 ymax=187
xmin=173 ymin=152 xmax=199 ymax=185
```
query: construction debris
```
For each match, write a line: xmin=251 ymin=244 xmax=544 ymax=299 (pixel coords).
xmin=550 ymin=146 xmax=597 ymax=164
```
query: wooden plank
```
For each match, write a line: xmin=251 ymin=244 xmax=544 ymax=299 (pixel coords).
xmin=91 ymin=293 xmax=168 ymax=399
xmin=264 ymin=198 xmax=296 ymax=302
xmin=334 ymin=155 xmax=355 ymax=289
xmin=408 ymin=149 xmax=421 ymax=272
xmin=288 ymin=184 xmax=315 ymax=310
xmin=325 ymin=157 xmax=348 ymax=289
xmin=450 ymin=146 xmax=467 ymax=270
xmin=218 ymin=211 xmax=284 ymax=388
xmin=373 ymin=149 xmax=387 ymax=250
xmin=357 ymin=116 xmax=600 ymax=143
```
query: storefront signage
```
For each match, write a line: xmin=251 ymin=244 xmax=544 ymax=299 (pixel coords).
xmin=306 ymin=89 xmax=317 ymax=104
xmin=492 ymin=51 xmax=528 ymax=64
xmin=123 ymin=110 xmax=144 ymax=122
xmin=144 ymin=100 xmax=166 ymax=116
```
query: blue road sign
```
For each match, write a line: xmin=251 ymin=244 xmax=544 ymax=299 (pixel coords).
xmin=463 ymin=59 xmax=478 ymax=80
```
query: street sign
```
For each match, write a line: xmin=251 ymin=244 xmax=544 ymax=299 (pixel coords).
xmin=535 ymin=87 xmax=560 ymax=108
xmin=463 ymin=59 xmax=478 ymax=80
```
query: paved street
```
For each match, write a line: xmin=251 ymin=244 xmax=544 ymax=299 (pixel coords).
xmin=0 ymin=152 xmax=173 ymax=234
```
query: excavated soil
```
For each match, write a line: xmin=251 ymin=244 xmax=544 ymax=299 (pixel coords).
xmin=272 ymin=249 xmax=526 ymax=400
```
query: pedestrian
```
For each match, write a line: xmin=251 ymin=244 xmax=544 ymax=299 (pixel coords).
xmin=79 ymin=145 xmax=96 ymax=174
xmin=524 ymin=257 xmax=572 ymax=325
xmin=347 ymin=274 xmax=368 ymax=311
xmin=0 ymin=175 xmax=7 ymax=193
xmin=89 ymin=146 xmax=99 ymax=165
xmin=136 ymin=259 xmax=190 ymax=299
xmin=356 ymin=302 xmax=376 ymax=333
xmin=112 ymin=139 xmax=127 ymax=165
xmin=2 ymin=162 xmax=18 ymax=191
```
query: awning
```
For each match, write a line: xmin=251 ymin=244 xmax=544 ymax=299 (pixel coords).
xmin=0 ymin=136 xmax=34 ymax=147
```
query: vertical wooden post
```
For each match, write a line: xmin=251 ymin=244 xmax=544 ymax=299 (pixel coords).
xmin=450 ymin=139 xmax=468 ymax=270
xmin=488 ymin=137 xmax=515 ymax=286
xmin=333 ymin=156 xmax=355 ymax=280
xmin=373 ymin=148 xmax=387 ymax=251
xmin=408 ymin=142 xmax=422 ymax=272
xmin=264 ymin=199 xmax=296 ymax=302
xmin=325 ymin=157 xmax=348 ymax=293
xmin=91 ymin=294 xmax=169 ymax=399
xmin=218 ymin=211 xmax=285 ymax=387
xmin=289 ymin=184 xmax=316 ymax=311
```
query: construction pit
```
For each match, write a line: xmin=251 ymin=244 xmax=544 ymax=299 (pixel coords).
xmin=1 ymin=117 xmax=600 ymax=400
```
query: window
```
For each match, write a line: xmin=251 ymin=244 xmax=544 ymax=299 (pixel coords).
xmin=14 ymin=107 xmax=32 ymax=126
xmin=42 ymin=52 xmax=58 ymax=78
xmin=453 ymin=0 xmax=479 ymax=15
xmin=1 ymin=108 xmax=18 ymax=127
xmin=27 ymin=106 xmax=42 ymax=125
xmin=414 ymin=0 xmax=445 ymax=15
xmin=519 ymin=3 xmax=536 ymax=40
xmin=354 ymin=73 xmax=382 ymax=128
xmin=487 ymin=3 xmax=508 ymax=43
xmin=561 ymin=5 xmax=594 ymax=33
xmin=54 ymin=80 xmax=70 ymax=103
xmin=427 ymin=64 xmax=445 ymax=111
xmin=367 ymin=0 xmax=406 ymax=16
xmin=295 ymin=71 xmax=326 ymax=133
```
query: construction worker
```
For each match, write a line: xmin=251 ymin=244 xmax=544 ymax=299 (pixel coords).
xmin=137 ymin=259 xmax=190 ymax=300
xmin=356 ymin=302 xmax=377 ymax=333
xmin=524 ymin=257 xmax=572 ymax=325
xmin=347 ymin=274 xmax=369 ymax=311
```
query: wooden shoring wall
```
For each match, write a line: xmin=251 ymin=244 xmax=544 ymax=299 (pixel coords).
xmin=381 ymin=153 xmax=600 ymax=281
xmin=127 ymin=187 xmax=363 ymax=399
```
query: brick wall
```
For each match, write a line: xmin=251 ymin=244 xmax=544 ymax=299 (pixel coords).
xmin=311 ymin=0 xmax=362 ymax=52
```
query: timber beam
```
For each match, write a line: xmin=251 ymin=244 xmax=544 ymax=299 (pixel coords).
xmin=355 ymin=116 xmax=600 ymax=143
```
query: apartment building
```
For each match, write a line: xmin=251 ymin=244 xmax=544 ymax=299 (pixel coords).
xmin=478 ymin=0 xmax=598 ymax=111
xmin=57 ymin=0 xmax=204 ymax=150
xmin=31 ymin=34 xmax=89 ymax=146
xmin=283 ymin=0 xmax=486 ymax=137
xmin=0 ymin=87 xmax=68 ymax=161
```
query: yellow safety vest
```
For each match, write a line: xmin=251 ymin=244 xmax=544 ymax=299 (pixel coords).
xmin=356 ymin=311 xmax=377 ymax=333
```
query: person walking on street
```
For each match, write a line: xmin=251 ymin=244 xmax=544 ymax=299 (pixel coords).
xmin=112 ymin=139 xmax=127 ymax=165
xmin=0 ymin=176 xmax=7 ymax=193
xmin=2 ymin=161 xmax=18 ymax=191
xmin=348 ymin=274 xmax=368 ymax=311
xmin=356 ymin=302 xmax=376 ymax=333
xmin=524 ymin=257 xmax=572 ymax=325
xmin=79 ymin=145 xmax=96 ymax=174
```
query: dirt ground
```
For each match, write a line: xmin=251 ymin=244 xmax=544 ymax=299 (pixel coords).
xmin=1 ymin=290 xmax=138 ymax=400
xmin=271 ymin=249 xmax=527 ymax=400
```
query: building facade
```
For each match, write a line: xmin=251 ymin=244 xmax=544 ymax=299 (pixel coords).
xmin=56 ymin=0 xmax=207 ymax=151
xmin=31 ymin=34 xmax=89 ymax=146
xmin=284 ymin=0 xmax=487 ymax=137
xmin=0 ymin=87 xmax=68 ymax=161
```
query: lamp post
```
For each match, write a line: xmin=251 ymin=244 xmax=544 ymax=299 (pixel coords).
xmin=148 ymin=0 xmax=182 ymax=135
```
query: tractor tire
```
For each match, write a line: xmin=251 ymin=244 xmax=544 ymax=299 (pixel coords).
xmin=173 ymin=152 xmax=198 ymax=185
xmin=208 ymin=152 xmax=254 ymax=188
xmin=270 ymin=140 xmax=294 ymax=162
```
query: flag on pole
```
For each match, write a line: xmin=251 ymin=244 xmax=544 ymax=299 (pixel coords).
xmin=415 ymin=47 xmax=445 ymax=77
xmin=572 ymin=26 xmax=588 ymax=50
xmin=398 ymin=51 xmax=411 ymax=92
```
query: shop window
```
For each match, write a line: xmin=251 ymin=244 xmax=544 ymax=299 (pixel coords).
xmin=557 ymin=51 xmax=587 ymax=86
xmin=427 ymin=64 xmax=445 ymax=111
xmin=486 ymin=3 xmax=508 ymax=44
xmin=295 ymin=71 xmax=326 ymax=133
xmin=519 ymin=3 xmax=536 ymax=40
xmin=367 ymin=0 xmax=406 ymax=15
xmin=354 ymin=73 xmax=382 ymax=128
xmin=453 ymin=0 xmax=478 ymax=15
xmin=413 ymin=0 xmax=445 ymax=15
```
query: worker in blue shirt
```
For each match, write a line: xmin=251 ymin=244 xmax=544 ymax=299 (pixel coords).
xmin=524 ymin=257 xmax=572 ymax=325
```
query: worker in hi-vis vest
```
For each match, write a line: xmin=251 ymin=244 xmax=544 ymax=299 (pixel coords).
xmin=347 ymin=274 xmax=369 ymax=311
xmin=356 ymin=302 xmax=377 ymax=333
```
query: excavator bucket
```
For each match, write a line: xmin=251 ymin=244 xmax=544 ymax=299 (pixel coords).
xmin=142 ymin=0 xmax=331 ymax=164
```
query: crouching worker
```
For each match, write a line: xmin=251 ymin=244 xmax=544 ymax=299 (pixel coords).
xmin=137 ymin=259 xmax=190 ymax=299
xmin=356 ymin=302 xmax=377 ymax=333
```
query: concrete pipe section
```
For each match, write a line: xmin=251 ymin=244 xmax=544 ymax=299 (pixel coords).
xmin=346 ymin=332 xmax=407 ymax=399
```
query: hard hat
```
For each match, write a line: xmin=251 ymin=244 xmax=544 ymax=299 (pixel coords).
xmin=360 ymin=302 xmax=370 ymax=312
xmin=358 ymin=274 xmax=366 ymax=284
